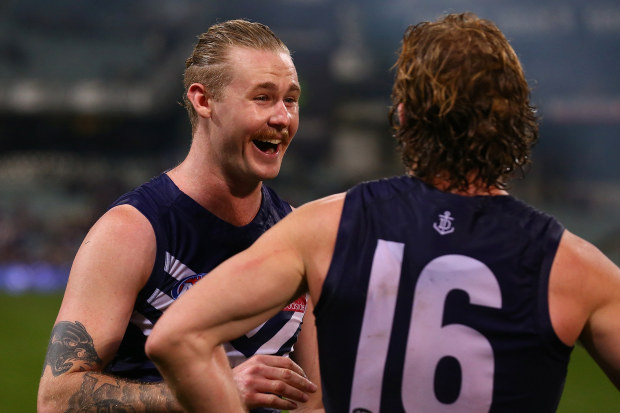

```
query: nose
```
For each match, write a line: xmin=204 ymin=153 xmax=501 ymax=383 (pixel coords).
xmin=268 ymin=100 xmax=292 ymax=128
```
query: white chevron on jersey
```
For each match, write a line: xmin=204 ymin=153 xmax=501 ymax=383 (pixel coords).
xmin=257 ymin=311 xmax=304 ymax=353
xmin=146 ymin=252 xmax=199 ymax=313
xmin=164 ymin=251 xmax=197 ymax=280
xmin=246 ymin=321 xmax=267 ymax=338
xmin=130 ymin=311 xmax=154 ymax=336
xmin=225 ymin=305 xmax=305 ymax=367
xmin=130 ymin=252 xmax=200 ymax=336
xmin=147 ymin=287 xmax=174 ymax=311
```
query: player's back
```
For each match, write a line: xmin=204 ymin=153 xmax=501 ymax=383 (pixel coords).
xmin=314 ymin=175 xmax=572 ymax=412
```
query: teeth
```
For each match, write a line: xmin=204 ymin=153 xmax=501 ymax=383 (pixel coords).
xmin=256 ymin=139 xmax=280 ymax=144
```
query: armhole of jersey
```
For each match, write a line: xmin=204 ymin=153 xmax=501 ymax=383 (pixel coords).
xmin=537 ymin=222 xmax=573 ymax=357
xmin=314 ymin=187 xmax=359 ymax=322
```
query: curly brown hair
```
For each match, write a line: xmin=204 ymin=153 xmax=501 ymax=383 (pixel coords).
xmin=389 ymin=12 xmax=539 ymax=191
xmin=183 ymin=19 xmax=291 ymax=132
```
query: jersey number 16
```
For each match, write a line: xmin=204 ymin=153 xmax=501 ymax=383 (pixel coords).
xmin=349 ymin=240 xmax=502 ymax=413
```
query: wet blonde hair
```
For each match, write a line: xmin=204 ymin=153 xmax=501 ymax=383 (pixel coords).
xmin=183 ymin=19 xmax=290 ymax=131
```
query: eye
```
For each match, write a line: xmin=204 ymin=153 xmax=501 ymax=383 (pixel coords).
xmin=284 ymin=96 xmax=299 ymax=106
xmin=254 ymin=95 xmax=269 ymax=102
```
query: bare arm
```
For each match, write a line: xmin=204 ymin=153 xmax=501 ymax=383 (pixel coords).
xmin=574 ymin=238 xmax=620 ymax=389
xmin=145 ymin=193 xmax=344 ymax=412
xmin=37 ymin=205 xmax=183 ymax=413
xmin=549 ymin=230 xmax=620 ymax=389
xmin=291 ymin=300 xmax=324 ymax=412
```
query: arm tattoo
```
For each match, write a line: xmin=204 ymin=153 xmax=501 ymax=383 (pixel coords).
xmin=65 ymin=373 xmax=136 ymax=413
xmin=65 ymin=373 xmax=178 ymax=413
xmin=43 ymin=321 xmax=179 ymax=412
xmin=42 ymin=321 xmax=102 ymax=377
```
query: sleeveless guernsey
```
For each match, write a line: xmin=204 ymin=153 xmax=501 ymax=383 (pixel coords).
xmin=315 ymin=175 xmax=571 ymax=413
xmin=103 ymin=174 xmax=305 ymax=404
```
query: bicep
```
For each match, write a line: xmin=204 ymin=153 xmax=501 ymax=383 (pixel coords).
xmin=52 ymin=205 xmax=155 ymax=367
xmin=559 ymin=232 xmax=620 ymax=389
xmin=579 ymin=254 xmax=620 ymax=389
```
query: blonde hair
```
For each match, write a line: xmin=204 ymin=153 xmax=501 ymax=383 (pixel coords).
xmin=183 ymin=19 xmax=290 ymax=131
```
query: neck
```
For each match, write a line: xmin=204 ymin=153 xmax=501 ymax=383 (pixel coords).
xmin=167 ymin=160 xmax=263 ymax=227
xmin=428 ymin=175 xmax=509 ymax=197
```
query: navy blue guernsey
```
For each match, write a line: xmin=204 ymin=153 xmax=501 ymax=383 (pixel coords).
xmin=103 ymin=173 xmax=305 ymax=412
xmin=314 ymin=175 xmax=572 ymax=413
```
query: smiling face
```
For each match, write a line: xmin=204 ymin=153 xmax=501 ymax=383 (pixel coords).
xmin=204 ymin=46 xmax=300 ymax=188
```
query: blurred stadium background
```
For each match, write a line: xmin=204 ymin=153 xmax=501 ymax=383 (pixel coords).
xmin=0 ymin=0 xmax=618 ymax=411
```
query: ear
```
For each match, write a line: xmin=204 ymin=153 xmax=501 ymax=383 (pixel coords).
xmin=187 ymin=83 xmax=213 ymax=119
xmin=397 ymin=102 xmax=405 ymax=126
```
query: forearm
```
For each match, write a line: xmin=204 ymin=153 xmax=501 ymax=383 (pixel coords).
xmin=38 ymin=370 xmax=183 ymax=413
xmin=151 ymin=343 xmax=247 ymax=413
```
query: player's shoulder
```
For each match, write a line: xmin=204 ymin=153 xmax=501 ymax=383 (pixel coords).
xmin=344 ymin=175 xmax=426 ymax=208
xmin=278 ymin=193 xmax=346 ymax=238
xmin=349 ymin=175 xmax=412 ymax=193
xmin=68 ymin=203 xmax=156 ymax=294
xmin=557 ymin=230 xmax=615 ymax=274
xmin=92 ymin=204 xmax=154 ymax=242
xmin=552 ymin=229 xmax=620 ymax=311
xmin=296 ymin=192 xmax=346 ymax=216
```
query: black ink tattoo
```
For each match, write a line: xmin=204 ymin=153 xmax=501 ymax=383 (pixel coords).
xmin=42 ymin=321 xmax=102 ymax=377
xmin=41 ymin=322 xmax=176 ymax=412
xmin=65 ymin=373 xmax=137 ymax=413
xmin=64 ymin=373 xmax=177 ymax=412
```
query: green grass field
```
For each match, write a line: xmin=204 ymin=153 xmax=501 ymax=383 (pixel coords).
xmin=1 ymin=293 xmax=618 ymax=412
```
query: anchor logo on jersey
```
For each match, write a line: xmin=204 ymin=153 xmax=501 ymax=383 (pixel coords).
xmin=433 ymin=211 xmax=455 ymax=235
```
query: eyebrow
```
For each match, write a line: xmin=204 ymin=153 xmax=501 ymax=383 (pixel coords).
xmin=255 ymin=81 xmax=301 ymax=94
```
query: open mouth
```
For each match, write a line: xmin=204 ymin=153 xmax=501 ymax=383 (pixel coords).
xmin=252 ymin=139 xmax=280 ymax=154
